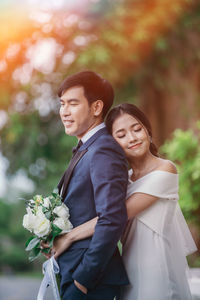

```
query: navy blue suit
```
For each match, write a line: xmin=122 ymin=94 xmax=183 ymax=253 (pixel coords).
xmin=57 ymin=127 xmax=129 ymax=299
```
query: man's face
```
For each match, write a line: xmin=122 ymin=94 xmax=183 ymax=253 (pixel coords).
xmin=59 ymin=86 xmax=96 ymax=139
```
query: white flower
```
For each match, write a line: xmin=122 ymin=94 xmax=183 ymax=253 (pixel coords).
xmin=43 ymin=197 xmax=51 ymax=208
xmin=53 ymin=217 xmax=73 ymax=233
xmin=53 ymin=203 xmax=70 ymax=219
xmin=33 ymin=206 xmax=51 ymax=237
xmin=23 ymin=207 xmax=36 ymax=232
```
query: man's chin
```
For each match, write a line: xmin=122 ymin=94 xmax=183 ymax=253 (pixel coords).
xmin=64 ymin=128 xmax=76 ymax=136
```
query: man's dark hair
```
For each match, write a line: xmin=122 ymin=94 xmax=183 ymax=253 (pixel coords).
xmin=58 ymin=70 xmax=114 ymax=118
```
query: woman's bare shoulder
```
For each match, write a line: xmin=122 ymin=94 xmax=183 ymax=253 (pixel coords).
xmin=155 ymin=159 xmax=178 ymax=174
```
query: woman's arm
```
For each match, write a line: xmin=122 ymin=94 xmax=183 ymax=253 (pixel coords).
xmin=53 ymin=217 xmax=98 ymax=258
xmin=52 ymin=194 xmax=158 ymax=258
xmin=126 ymin=193 xmax=158 ymax=220
xmin=127 ymin=163 xmax=177 ymax=219
xmin=52 ymin=193 xmax=158 ymax=257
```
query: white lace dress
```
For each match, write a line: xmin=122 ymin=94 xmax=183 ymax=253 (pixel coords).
xmin=121 ymin=170 xmax=197 ymax=300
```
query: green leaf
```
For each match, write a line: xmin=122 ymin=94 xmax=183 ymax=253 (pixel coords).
xmin=25 ymin=237 xmax=40 ymax=251
xmin=41 ymin=248 xmax=51 ymax=254
xmin=28 ymin=247 xmax=41 ymax=262
xmin=45 ymin=211 xmax=51 ymax=220
xmin=52 ymin=224 xmax=62 ymax=236
xmin=50 ymin=197 xmax=56 ymax=207
xmin=25 ymin=236 xmax=36 ymax=248
xmin=53 ymin=188 xmax=59 ymax=194
xmin=49 ymin=238 xmax=54 ymax=248
xmin=51 ymin=191 xmax=58 ymax=198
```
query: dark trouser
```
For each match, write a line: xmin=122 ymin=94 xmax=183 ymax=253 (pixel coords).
xmin=62 ymin=281 xmax=120 ymax=300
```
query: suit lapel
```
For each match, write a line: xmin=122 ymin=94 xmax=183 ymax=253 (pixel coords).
xmin=60 ymin=149 xmax=88 ymax=201
xmin=79 ymin=127 xmax=108 ymax=151
xmin=58 ymin=127 xmax=108 ymax=201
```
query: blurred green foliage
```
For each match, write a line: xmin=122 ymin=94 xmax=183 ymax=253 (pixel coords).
xmin=0 ymin=199 xmax=32 ymax=272
xmin=1 ymin=111 xmax=76 ymax=194
xmin=161 ymin=122 xmax=200 ymax=227
xmin=161 ymin=123 xmax=200 ymax=267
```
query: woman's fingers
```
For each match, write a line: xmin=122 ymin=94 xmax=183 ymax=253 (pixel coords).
xmin=53 ymin=251 xmax=59 ymax=259
xmin=40 ymin=241 xmax=50 ymax=249
xmin=43 ymin=253 xmax=51 ymax=259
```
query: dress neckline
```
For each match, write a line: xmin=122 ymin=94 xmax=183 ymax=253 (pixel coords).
xmin=129 ymin=169 xmax=178 ymax=183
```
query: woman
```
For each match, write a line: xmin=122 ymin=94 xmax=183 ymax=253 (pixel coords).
xmin=53 ymin=103 xmax=197 ymax=300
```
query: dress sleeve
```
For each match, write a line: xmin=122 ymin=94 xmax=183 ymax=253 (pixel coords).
xmin=126 ymin=170 xmax=179 ymax=200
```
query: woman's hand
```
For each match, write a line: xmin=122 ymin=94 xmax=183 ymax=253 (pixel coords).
xmin=52 ymin=233 xmax=73 ymax=259
xmin=40 ymin=241 xmax=52 ymax=259
xmin=51 ymin=217 xmax=98 ymax=259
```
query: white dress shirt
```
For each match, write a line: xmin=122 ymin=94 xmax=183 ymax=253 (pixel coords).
xmin=81 ymin=122 xmax=106 ymax=144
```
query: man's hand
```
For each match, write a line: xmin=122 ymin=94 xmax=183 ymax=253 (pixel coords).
xmin=53 ymin=233 xmax=73 ymax=259
xmin=74 ymin=280 xmax=87 ymax=294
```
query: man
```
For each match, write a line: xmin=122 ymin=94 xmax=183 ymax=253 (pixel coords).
xmin=55 ymin=71 xmax=129 ymax=299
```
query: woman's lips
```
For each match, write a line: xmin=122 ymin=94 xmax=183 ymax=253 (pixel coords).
xmin=129 ymin=142 xmax=142 ymax=149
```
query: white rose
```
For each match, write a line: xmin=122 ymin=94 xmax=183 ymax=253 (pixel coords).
xmin=53 ymin=203 xmax=70 ymax=219
xmin=53 ymin=217 xmax=73 ymax=233
xmin=43 ymin=197 xmax=51 ymax=209
xmin=33 ymin=206 xmax=51 ymax=237
xmin=23 ymin=207 xmax=36 ymax=232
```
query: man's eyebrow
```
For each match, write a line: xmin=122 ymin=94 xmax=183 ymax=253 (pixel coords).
xmin=60 ymin=98 xmax=80 ymax=103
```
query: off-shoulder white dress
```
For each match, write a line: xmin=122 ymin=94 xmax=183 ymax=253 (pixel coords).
xmin=121 ymin=170 xmax=197 ymax=300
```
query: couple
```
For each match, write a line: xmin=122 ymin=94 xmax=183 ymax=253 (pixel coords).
xmin=49 ymin=70 xmax=197 ymax=300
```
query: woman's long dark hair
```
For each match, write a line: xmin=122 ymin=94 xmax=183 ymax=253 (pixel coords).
xmin=106 ymin=103 xmax=159 ymax=157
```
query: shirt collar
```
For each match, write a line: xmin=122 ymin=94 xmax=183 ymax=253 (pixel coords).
xmin=81 ymin=123 xmax=106 ymax=144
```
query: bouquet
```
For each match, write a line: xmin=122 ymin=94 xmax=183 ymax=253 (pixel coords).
xmin=23 ymin=189 xmax=73 ymax=261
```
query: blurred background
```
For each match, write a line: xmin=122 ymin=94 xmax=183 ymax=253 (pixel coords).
xmin=0 ymin=0 xmax=200 ymax=299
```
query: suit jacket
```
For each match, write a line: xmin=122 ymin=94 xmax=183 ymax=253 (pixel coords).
xmin=57 ymin=127 xmax=129 ymax=291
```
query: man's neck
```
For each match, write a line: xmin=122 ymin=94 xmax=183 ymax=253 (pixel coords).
xmin=80 ymin=122 xmax=105 ymax=143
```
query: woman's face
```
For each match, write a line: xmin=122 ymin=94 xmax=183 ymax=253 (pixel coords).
xmin=112 ymin=113 xmax=151 ymax=160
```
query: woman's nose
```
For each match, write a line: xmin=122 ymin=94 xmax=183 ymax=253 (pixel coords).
xmin=128 ymin=131 xmax=137 ymax=142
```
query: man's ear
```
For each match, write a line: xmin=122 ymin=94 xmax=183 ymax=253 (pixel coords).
xmin=92 ymin=100 xmax=104 ymax=117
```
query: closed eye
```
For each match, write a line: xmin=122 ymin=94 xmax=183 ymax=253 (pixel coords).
xmin=134 ymin=128 xmax=142 ymax=132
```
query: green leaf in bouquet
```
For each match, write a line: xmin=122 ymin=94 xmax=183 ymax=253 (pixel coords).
xmin=41 ymin=248 xmax=51 ymax=254
xmin=53 ymin=188 xmax=59 ymax=194
xmin=25 ymin=236 xmax=37 ymax=248
xmin=28 ymin=247 xmax=41 ymax=262
xmin=45 ymin=211 xmax=51 ymax=220
xmin=48 ymin=225 xmax=62 ymax=247
xmin=56 ymin=199 xmax=62 ymax=206
xmin=51 ymin=192 xmax=58 ymax=198
xmin=25 ymin=237 xmax=40 ymax=251
xmin=42 ymin=206 xmax=47 ymax=212
xmin=50 ymin=196 xmax=56 ymax=207
xmin=48 ymin=235 xmax=57 ymax=247
xmin=52 ymin=224 xmax=62 ymax=236
xmin=49 ymin=238 xmax=54 ymax=248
